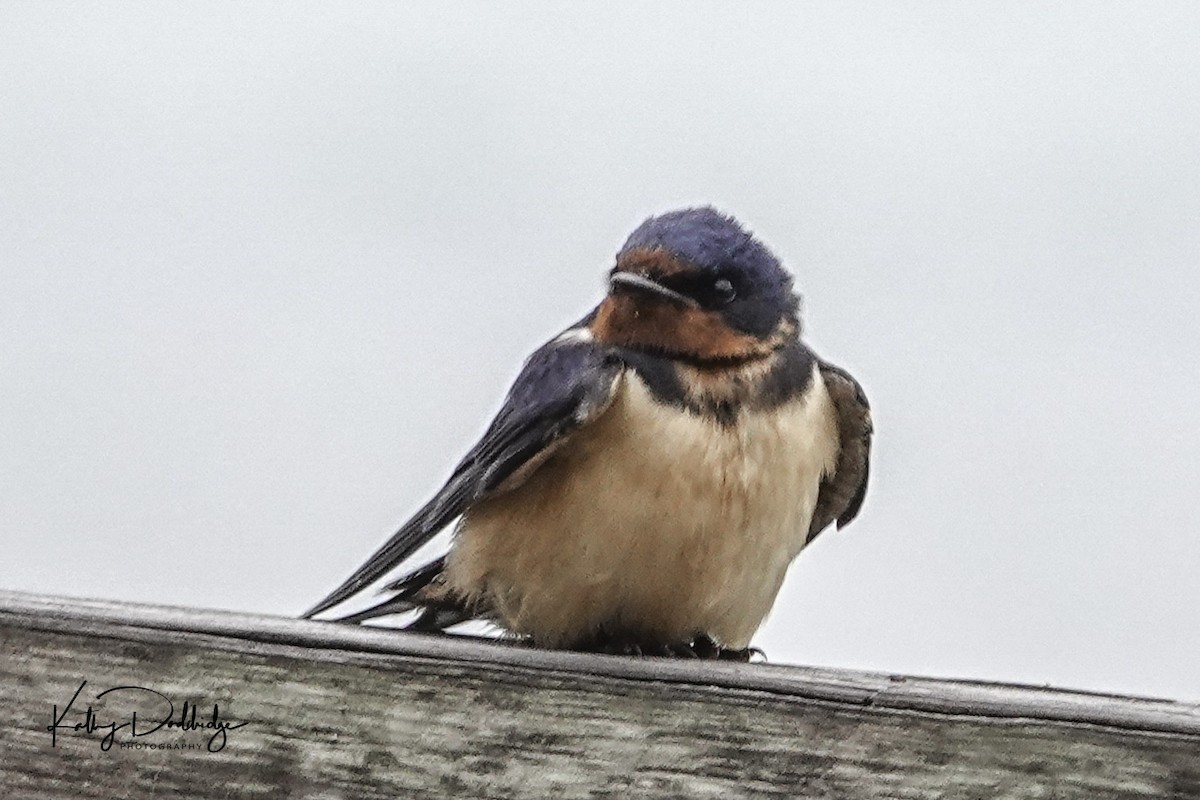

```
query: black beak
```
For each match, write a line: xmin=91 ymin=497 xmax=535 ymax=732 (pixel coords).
xmin=608 ymin=272 xmax=699 ymax=309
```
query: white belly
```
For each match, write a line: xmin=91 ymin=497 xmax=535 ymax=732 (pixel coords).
xmin=446 ymin=365 xmax=841 ymax=649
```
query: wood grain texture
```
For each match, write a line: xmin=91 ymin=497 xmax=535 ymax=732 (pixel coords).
xmin=1 ymin=590 xmax=1197 ymax=799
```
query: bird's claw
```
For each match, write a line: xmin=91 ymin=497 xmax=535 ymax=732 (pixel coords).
xmin=579 ymin=632 xmax=764 ymax=661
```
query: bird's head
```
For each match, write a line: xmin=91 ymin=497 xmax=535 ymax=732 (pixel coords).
xmin=591 ymin=207 xmax=799 ymax=365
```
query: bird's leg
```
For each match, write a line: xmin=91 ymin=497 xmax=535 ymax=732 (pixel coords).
xmin=573 ymin=629 xmax=640 ymax=656
xmin=692 ymin=634 xmax=765 ymax=662
xmin=666 ymin=641 xmax=700 ymax=658
xmin=574 ymin=630 xmax=704 ymax=658
xmin=691 ymin=634 xmax=721 ymax=659
xmin=585 ymin=632 xmax=764 ymax=660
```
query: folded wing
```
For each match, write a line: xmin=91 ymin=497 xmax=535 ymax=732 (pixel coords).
xmin=806 ymin=361 xmax=873 ymax=543
xmin=302 ymin=332 xmax=623 ymax=619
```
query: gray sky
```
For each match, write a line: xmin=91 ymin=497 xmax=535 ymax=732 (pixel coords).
xmin=3 ymin=3 xmax=1198 ymax=701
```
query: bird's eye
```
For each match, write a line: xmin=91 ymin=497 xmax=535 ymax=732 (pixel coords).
xmin=713 ymin=278 xmax=737 ymax=305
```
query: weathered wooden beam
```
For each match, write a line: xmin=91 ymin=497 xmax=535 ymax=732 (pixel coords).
xmin=1 ymin=589 xmax=1197 ymax=799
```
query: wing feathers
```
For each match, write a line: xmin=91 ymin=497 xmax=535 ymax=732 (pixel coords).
xmin=302 ymin=334 xmax=621 ymax=619
xmin=806 ymin=361 xmax=873 ymax=543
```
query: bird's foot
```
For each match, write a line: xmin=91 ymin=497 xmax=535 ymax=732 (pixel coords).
xmin=574 ymin=630 xmax=699 ymax=658
xmin=577 ymin=631 xmax=765 ymax=661
xmin=692 ymin=634 xmax=766 ymax=662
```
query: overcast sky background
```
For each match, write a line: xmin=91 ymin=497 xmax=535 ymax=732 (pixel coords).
xmin=3 ymin=3 xmax=1198 ymax=701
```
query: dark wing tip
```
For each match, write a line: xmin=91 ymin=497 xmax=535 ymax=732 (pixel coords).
xmin=302 ymin=582 xmax=363 ymax=620
xmin=329 ymin=595 xmax=419 ymax=625
xmin=302 ymin=557 xmax=388 ymax=619
xmin=300 ymin=511 xmax=445 ymax=619
xmin=309 ymin=556 xmax=448 ymax=624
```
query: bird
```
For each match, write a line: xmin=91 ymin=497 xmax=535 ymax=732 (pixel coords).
xmin=303 ymin=207 xmax=872 ymax=660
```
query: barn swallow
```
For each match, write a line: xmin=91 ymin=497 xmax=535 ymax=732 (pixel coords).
xmin=303 ymin=207 xmax=872 ymax=660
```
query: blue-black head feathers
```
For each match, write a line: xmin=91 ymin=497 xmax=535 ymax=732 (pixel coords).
xmin=619 ymin=207 xmax=778 ymax=277
xmin=616 ymin=207 xmax=798 ymax=339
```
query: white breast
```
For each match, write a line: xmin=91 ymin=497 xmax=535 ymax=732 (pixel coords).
xmin=446 ymin=364 xmax=841 ymax=649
